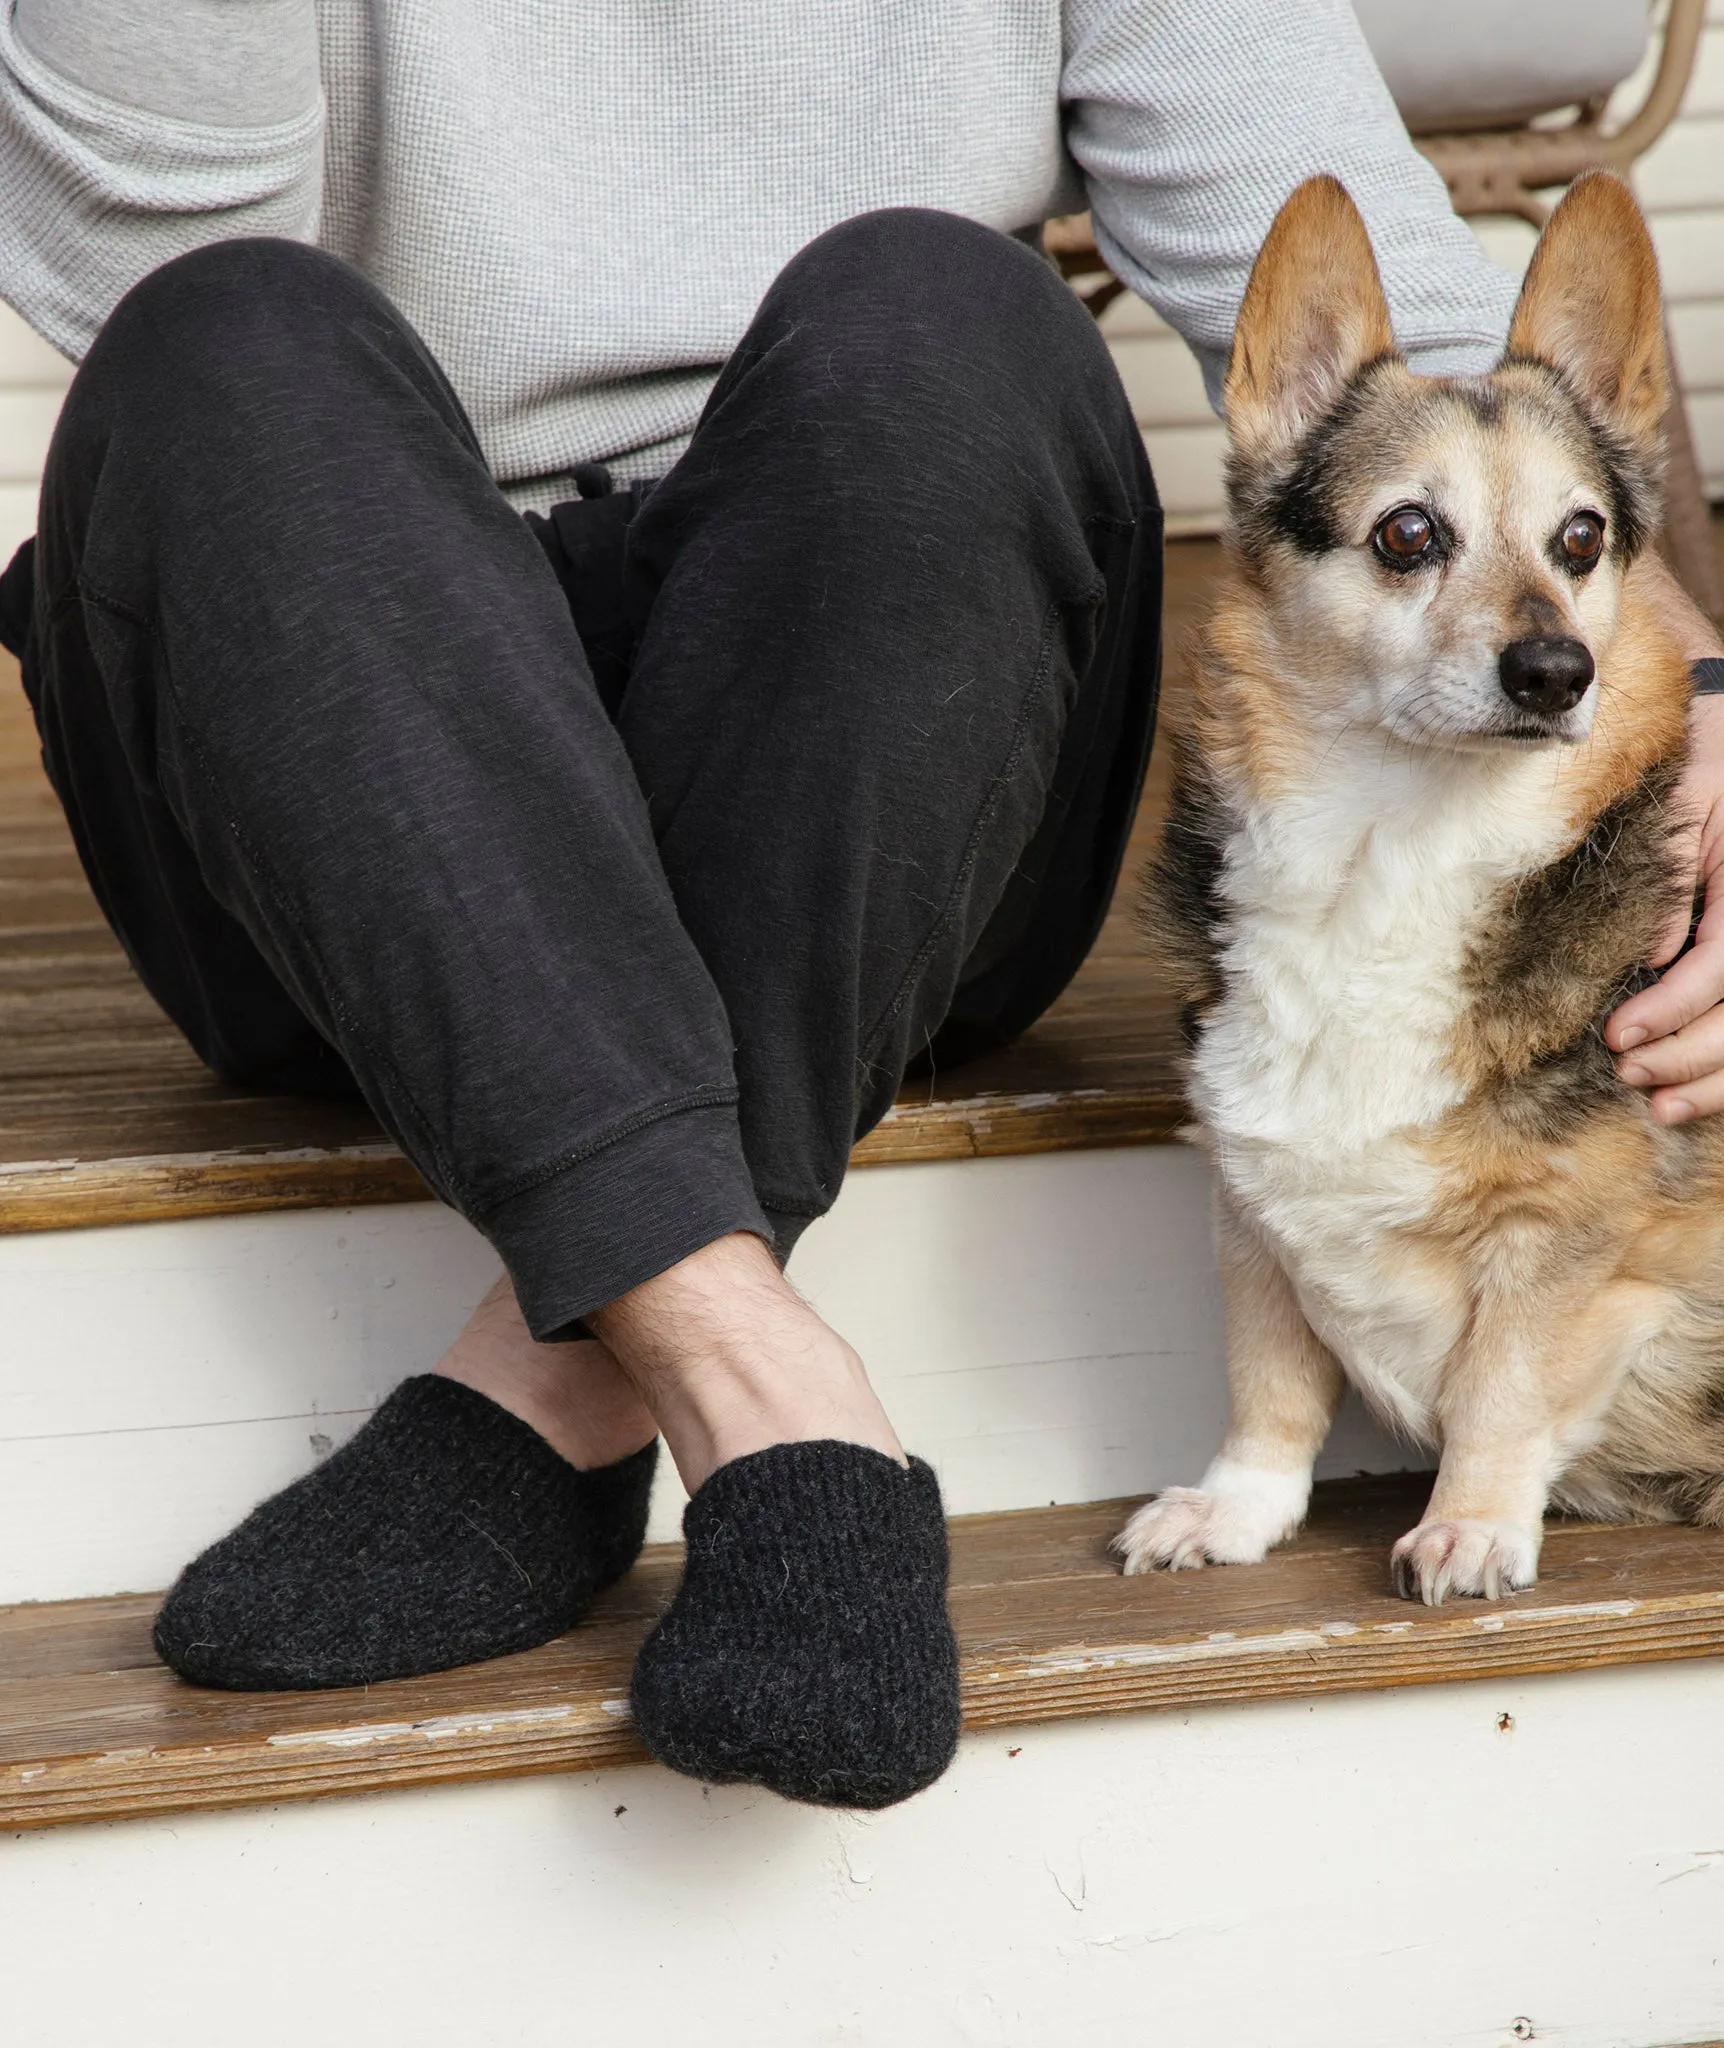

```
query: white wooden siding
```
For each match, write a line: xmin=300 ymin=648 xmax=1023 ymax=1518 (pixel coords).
xmin=12 ymin=1662 xmax=1724 ymax=2048
xmin=0 ymin=9 xmax=1716 ymax=553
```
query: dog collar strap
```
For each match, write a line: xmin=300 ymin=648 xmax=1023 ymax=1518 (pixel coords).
xmin=1694 ymin=658 xmax=1724 ymax=696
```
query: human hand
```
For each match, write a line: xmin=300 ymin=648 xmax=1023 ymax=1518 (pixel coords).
xmin=1607 ymin=559 xmax=1724 ymax=1122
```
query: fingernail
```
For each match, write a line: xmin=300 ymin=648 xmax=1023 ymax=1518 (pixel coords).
xmin=1619 ymin=1062 xmax=1651 ymax=1086
xmin=1665 ymin=1098 xmax=1696 ymax=1124
xmin=1617 ymin=1027 xmax=1649 ymax=1050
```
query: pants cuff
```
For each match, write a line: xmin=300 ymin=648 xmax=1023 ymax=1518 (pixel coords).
xmin=763 ymin=1207 xmax=816 ymax=1266
xmin=481 ymin=1100 xmax=772 ymax=1339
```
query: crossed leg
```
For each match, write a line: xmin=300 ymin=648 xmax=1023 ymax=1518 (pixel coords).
xmin=25 ymin=210 xmax=1160 ymax=1804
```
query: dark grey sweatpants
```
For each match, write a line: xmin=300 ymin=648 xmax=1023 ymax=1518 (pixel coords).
xmin=10 ymin=208 xmax=1162 ymax=1337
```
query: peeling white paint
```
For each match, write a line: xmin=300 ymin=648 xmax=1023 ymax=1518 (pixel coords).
xmin=266 ymin=1721 xmax=420 ymax=1752
xmin=1655 ymin=1849 xmax=1724 ymax=1887
xmin=267 ymin=1701 xmax=593 ymax=1751
xmin=1506 ymin=1600 xmax=1640 ymax=1624
xmin=837 ymin=1829 xmax=875 ymax=1888
xmin=874 ymin=1088 xmax=1114 ymax=1126
xmin=1023 ymin=1628 xmax=1331 ymax=1677
xmin=1010 ymin=1602 xmax=1645 ymax=1680
xmin=0 ymin=1140 xmax=406 ymax=1183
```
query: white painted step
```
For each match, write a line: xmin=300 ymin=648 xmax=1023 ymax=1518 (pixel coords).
xmin=6 ymin=1662 xmax=1723 ymax=2047
xmin=7 ymin=1145 xmax=1719 ymax=2047
xmin=0 ymin=1145 xmax=1413 ymax=1605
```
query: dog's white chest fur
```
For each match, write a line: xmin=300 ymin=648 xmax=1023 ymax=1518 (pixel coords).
xmin=1191 ymin=742 xmax=1570 ymax=1432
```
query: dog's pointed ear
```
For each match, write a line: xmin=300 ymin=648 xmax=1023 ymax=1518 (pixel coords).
xmin=1508 ymin=171 xmax=1667 ymax=451
xmin=1224 ymin=177 xmax=1395 ymax=461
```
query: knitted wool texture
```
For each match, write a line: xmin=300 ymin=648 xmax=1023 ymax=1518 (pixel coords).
xmin=631 ymin=1441 xmax=961 ymax=1811
xmin=153 ymin=1374 xmax=657 ymax=1691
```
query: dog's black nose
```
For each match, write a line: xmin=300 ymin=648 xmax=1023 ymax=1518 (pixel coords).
xmin=1498 ymin=636 xmax=1595 ymax=715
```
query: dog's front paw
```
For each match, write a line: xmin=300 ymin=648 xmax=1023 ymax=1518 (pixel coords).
xmin=1113 ymin=1463 xmax=1310 ymax=1577
xmin=1390 ymin=1518 xmax=1539 ymax=1605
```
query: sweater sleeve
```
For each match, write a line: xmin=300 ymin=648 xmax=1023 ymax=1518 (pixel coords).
xmin=1062 ymin=0 xmax=1523 ymax=407
xmin=0 ymin=0 xmax=324 ymax=360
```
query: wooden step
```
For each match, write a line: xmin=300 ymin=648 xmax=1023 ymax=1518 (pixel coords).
xmin=9 ymin=1472 xmax=1724 ymax=1833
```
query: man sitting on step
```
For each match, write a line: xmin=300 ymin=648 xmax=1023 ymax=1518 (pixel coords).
xmin=0 ymin=0 xmax=1720 ymax=1812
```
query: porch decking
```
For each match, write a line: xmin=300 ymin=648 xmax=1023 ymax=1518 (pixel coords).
xmin=13 ymin=1472 xmax=1724 ymax=1831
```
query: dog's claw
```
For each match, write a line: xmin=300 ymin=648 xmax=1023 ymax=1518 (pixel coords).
xmin=1114 ymin=1470 xmax=1307 ymax=1577
xmin=1389 ymin=1518 xmax=1538 ymax=1606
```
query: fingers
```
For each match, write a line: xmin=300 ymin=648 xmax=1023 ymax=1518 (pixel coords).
xmin=1640 ymin=1065 xmax=1724 ymax=1126
xmin=1609 ymin=932 xmax=1724 ymax=1050
xmin=1616 ymin=992 xmax=1724 ymax=1122
xmin=1616 ymin=994 xmax=1724 ymax=1085
xmin=1605 ymin=686 xmax=1724 ymax=1117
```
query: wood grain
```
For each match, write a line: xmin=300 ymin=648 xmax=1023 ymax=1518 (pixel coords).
xmin=8 ymin=1473 xmax=1724 ymax=1831
xmin=0 ymin=543 xmax=1213 ymax=1231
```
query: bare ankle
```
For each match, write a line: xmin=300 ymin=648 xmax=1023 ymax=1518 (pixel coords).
xmin=588 ymin=1233 xmax=906 ymax=1491
xmin=434 ymin=1275 xmax=657 ymax=1470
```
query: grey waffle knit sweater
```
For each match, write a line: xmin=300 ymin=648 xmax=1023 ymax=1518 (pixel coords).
xmin=0 ymin=0 xmax=1520 ymax=504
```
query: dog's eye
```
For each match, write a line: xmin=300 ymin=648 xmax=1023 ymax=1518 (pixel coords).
xmin=1374 ymin=506 xmax=1435 ymax=562
xmin=1561 ymin=511 xmax=1605 ymax=566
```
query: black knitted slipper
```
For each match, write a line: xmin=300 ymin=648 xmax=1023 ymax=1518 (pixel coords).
xmin=153 ymin=1375 xmax=657 ymax=1691
xmin=629 ymin=1440 xmax=960 ymax=1809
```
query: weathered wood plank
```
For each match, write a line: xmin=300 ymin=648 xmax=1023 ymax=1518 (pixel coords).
xmin=7 ymin=1474 xmax=1724 ymax=1831
xmin=0 ymin=1144 xmax=433 ymax=1230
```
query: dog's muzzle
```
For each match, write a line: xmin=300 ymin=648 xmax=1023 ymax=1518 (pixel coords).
xmin=1497 ymin=635 xmax=1595 ymax=716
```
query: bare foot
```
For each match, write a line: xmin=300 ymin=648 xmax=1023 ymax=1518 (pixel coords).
xmin=434 ymin=1274 xmax=658 ymax=1470
xmin=588 ymin=1232 xmax=906 ymax=1493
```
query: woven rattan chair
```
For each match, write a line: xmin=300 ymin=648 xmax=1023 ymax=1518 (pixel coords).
xmin=1047 ymin=0 xmax=1721 ymax=623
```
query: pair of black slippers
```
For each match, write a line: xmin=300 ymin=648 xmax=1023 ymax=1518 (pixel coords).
xmin=152 ymin=1375 xmax=961 ymax=1810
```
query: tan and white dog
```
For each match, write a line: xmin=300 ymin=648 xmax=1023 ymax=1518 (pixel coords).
xmin=1115 ymin=171 xmax=1724 ymax=1605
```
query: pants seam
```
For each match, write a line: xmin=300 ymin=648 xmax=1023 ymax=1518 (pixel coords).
xmin=468 ymin=1086 xmax=744 ymax=1218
